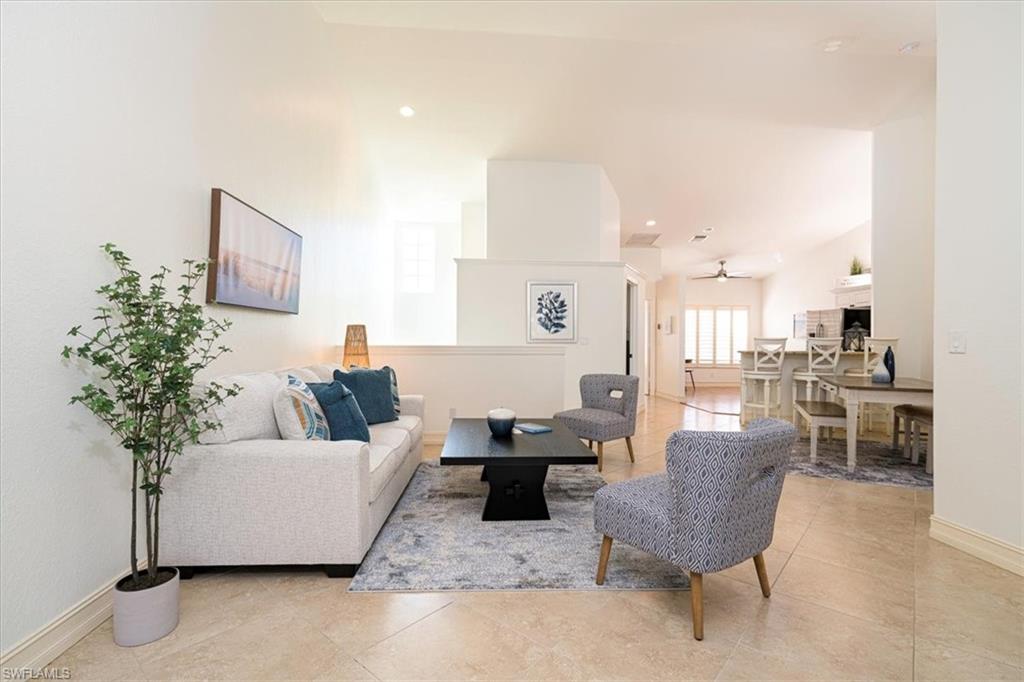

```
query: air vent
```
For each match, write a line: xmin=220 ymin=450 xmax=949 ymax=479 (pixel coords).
xmin=624 ymin=232 xmax=661 ymax=247
xmin=688 ymin=233 xmax=709 ymax=243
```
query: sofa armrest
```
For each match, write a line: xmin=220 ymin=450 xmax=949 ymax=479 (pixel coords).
xmin=161 ymin=439 xmax=372 ymax=565
xmin=400 ymin=394 xmax=425 ymax=419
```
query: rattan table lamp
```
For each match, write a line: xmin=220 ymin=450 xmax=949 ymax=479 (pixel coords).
xmin=342 ymin=324 xmax=370 ymax=368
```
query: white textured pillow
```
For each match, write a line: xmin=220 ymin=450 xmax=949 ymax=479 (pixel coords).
xmin=273 ymin=375 xmax=331 ymax=441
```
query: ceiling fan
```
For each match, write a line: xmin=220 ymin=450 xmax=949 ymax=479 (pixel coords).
xmin=691 ymin=260 xmax=752 ymax=282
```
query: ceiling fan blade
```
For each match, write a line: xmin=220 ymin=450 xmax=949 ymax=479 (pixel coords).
xmin=690 ymin=275 xmax=719 ymax=279
xmin=727 ymin=275 xmax=752 ymax=279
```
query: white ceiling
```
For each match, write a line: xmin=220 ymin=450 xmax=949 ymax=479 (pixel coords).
xmin=315 ymin=1 xmax=936 ymax=276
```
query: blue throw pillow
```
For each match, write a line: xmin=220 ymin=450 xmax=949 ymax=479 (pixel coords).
xmin=307 ymin=381 xmax=370 ymax=443
xmin=334 ymin=368 xmax=398 ymax=425
xmin=349 ymin=365 xmax=400 ymax=414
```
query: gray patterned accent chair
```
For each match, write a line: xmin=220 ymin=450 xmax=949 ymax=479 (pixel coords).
xmin=555 ymin=374 xmax=640 ymax=471
xmin=593 ymin=418 xmax=797 ymax=640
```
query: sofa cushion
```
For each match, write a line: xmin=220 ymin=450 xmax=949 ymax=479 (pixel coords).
xmin=273 ymin=375 xmax=330 ymax=441
xmin=370 ymin=415 xmax=422 ymax=445
xmin=368 ymin=427 xmax=412 ymax=500
xmin=308 ymin=364 xmax=344 ymax=382
xmin=277 ymin=367 xmax=320 ymax=385
xmin=333 ymin=369 xmax=398 ymax=425
xmin=307 ymin=381 xmax=370 ymax=443
xmin=198 ymin=372 xmax=283 ymax=444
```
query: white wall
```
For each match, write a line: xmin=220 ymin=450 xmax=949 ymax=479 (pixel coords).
xmin=621 ymin=247 xmax=662 ymax=282
xmin=0 ymin=1 xmax=386 ymax=654
xmin=873 ymin=111 xmax=936 ymax=380
xmin=932 ymin=1 xmax=1022 ymax=562
xmin=456 ymin=259 xmax=626 ymax=409
xmin=485 ymin=160 xmax=620 ymax=262
xmin=654 ymin=274 xmax=686 ymax=399
xmin=683 ymin=278 xmax=763 ymax=385
xmin=460 ymin=201 xmax=486 ymax=259
xmin=370 ymin=346 xmax=566 ymax=436
xmin=761 ymin=222 xmax=872 ymax=347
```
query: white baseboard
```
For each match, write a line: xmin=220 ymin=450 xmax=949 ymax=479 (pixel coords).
xmin=0 ymin=565 xmax=142 ymax=670
xmin=654 ymin=391 xmax=683 ymax=402
xmin=929 ymin=516 xmax=1024 ymax=576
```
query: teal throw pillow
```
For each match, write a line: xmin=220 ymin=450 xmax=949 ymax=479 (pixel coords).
xmin=307 ymin=380 xmax=370 ymax=443
xmin=334 ymin=368 xmax=398 ymax=425
xmin=349 ymin=365 xmax=401 ymax=414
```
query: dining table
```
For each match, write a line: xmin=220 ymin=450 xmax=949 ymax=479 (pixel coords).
xmin=817 ymin=375 xmax=934 ymax=472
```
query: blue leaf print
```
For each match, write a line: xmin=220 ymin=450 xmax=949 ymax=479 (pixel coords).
xmin=536 ymin=290 xmax=568 ymax=333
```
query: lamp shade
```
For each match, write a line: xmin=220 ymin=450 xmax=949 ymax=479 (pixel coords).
xmin=342 ymin=324 xmax=370 ymax=368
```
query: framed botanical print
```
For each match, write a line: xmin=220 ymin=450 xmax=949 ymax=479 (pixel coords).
xmin=526 ymin=281 xmax=577 ymax=343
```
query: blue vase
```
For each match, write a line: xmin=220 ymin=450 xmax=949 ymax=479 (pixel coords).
xmin=487 ymin=408 xmax=516 ymax=438
xmin=884 ymin=346 xmax=896 ymax=382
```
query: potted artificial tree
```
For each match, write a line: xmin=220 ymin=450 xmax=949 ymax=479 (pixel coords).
xmin=62 ymin=244 xmax=239 ymax=646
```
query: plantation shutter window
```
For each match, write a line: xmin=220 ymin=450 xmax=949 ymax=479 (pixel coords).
xmin=685 ymin=305 xmax=751 ymax=367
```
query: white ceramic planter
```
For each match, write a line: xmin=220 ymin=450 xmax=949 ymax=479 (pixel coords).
xmin=112 ymin=568 xmax=180 ymax=647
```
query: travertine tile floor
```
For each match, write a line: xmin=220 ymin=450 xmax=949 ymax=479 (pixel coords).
xmin=54 ymin=393 xmax=1023 ymax=680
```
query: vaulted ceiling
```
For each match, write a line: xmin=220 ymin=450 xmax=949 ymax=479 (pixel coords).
xmin=315 ymin=1 xmax=936 ymax=276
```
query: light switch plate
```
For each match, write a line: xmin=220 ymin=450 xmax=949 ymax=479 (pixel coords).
xmin=949 ymin=330 xmax=967 ymax=354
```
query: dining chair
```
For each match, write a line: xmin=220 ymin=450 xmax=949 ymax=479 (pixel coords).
xmin=593 ymin=418 xmax=797 ymax=640
xmin=845 ymin=337 xmax=900 ymax=435
xmin=791 ymin=338 xmax=842 ymax=419
xmin=740 ymin=338 xmax=787 ymax=423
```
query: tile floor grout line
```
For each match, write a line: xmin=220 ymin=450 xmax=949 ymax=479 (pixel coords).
xmin=350 ymin=598 xmax=458 ymax=659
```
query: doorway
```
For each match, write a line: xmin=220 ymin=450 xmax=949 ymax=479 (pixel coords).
xmin=626 ymin=280 xmax=638 ymax=375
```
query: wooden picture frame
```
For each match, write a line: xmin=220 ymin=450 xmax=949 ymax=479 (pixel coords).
xmin=207 ymin=188 xmax=302 ymax=314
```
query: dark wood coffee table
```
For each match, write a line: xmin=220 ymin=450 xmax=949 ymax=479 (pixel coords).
xmin=440 ymin=418 xmax=598 ymax=521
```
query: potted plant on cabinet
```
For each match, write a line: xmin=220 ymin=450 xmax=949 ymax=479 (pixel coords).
xmin=62 ymin=244 xmax=239 ymax=646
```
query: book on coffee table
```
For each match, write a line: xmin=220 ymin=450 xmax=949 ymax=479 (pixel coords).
xmin=515 ymin=423 xmax=553 ymax=434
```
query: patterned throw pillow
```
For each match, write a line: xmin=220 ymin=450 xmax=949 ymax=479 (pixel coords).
xmin=273 ymin=375 xmax=330 ymax=441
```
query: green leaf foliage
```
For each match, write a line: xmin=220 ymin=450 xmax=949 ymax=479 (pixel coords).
xmin=63 ymin=244 xmax=241 ymax=585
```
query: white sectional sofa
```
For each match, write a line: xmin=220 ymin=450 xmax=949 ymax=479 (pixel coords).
xmin=160 ymin=363 xmax=424 ymax=578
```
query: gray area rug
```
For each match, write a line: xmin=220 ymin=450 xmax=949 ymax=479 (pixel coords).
xmin=789 ymin=436 xmax=932 ymax=488
xmin=349 ymin=461 xmax=690 ymax=592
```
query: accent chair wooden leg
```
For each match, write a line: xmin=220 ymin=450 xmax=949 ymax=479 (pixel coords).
xmin=588 ymin=439 xmax=593 ymax=449
xmin=892 ymin=413 xmax=900 ymax=450
xmin=690 ymin=572 xmax=704 ymax=640
xmin=625 ymin=437 xmax=635 ymax=463
xmin=597 ymin=441 xmax=604 ymax=472
xmin=753 ymin=553 xmax=771 ymax=597
xmin=596 ymin=535 xmax=613 ymax=585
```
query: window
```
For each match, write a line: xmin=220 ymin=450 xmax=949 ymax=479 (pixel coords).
xmin=398 ymin=226 xmax=435 ymax=293
xmin=684 ymin=306 xmax=749 ymax=366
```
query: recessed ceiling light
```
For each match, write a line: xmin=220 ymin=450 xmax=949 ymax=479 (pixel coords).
xmin=899 ymin=41 xmax=921 ymax=54
xmin=645 ymin=219 xmax=657 ymax=227
xmin=822 ymin=39 xmax=843 ymax=53
xmin=399 ymin=105 xmax=416 ymax=118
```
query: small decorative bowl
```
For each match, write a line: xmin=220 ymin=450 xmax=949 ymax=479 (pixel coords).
xmin=487 ymin=408 xmax=516 ymax=438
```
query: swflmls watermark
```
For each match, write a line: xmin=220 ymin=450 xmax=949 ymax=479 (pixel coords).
xmin=1 ymin=667 xmax=72 ymax=680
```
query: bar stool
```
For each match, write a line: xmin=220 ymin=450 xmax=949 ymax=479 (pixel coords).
xmin=845 ymin=337 xmax=900 ymax=435
xmin=741 ymin=338 xmax=786 ymax=423
xmin=791 ymin=338 xmax=842 ymax=429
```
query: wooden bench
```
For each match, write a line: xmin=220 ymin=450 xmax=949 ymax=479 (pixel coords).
xmin=894 ymin=405 xmax=932 ymax=473
xmin=793 ymin=400 xmax=847 ymax=463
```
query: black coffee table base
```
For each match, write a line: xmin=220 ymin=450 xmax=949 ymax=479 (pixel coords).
xmin=481 ymin=465 xmax=550 ymax=521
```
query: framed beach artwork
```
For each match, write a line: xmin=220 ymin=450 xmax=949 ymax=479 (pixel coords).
xmin=206 ymin=188 xmax=302 ymax=314
xmin=526 ymin=281 xmax=577 ymax=343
